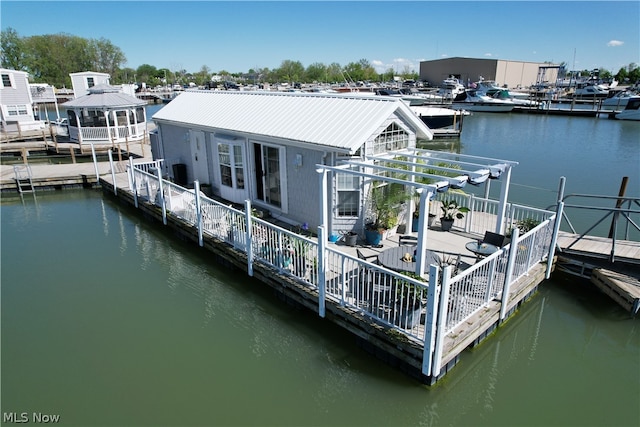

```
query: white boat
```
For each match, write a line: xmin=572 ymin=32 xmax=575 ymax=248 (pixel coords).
xmin=410 ymin=106 xmax=469 ymax=129
xmin=573 ymin=82 xmax=609 ymax=98
xmin=375 ymin=88 xmax=426 ymax=106
xmin=601 ymin=89 xmax=639 ymax=110
xmin=615 ymin=96 xmax=640 ymax=121
xmin=450 ymin=89 xmax=515 ymax=113
xmin=437 ymin=76 xmax=466 ymax=100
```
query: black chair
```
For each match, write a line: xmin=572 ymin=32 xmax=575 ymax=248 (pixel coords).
xmin=398 ymin=235 xmax=418 ymax=246
xmin=356 ymin=248 xmax=379 ymax=264
xmin=482 ymin=231 xmax=508 ymax=248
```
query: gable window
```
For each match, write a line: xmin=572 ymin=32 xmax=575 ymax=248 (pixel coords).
xmin=1 ymin=74 xmax=12 ymax=88
xmin=372 ymin=122 xmax=409 ymax=155
xmin=336 ymin=165 xmax=360 ymax=217
xmin=87 ymin=77 xmax=95 ymax=88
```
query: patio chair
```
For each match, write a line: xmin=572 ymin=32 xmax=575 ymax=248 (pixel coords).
xmin=356 ymin=248 xmax=379 ymax=264
xmin=398 ymin=235 xmax=418 ymax=246
xmin=482 ymin=231 xmax=509 ymax=248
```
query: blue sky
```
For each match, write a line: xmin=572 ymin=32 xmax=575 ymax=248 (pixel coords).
xmin=2 ymin=1 xmax=638 ymax=76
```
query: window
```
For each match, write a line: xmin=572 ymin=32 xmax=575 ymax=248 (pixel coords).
xmin=1 ymin=74 xmax=12 ymax=88
xmin=372 ymin=122 xmax=409 ymax=155
xmin=234 ymin=145 xmax=244 ymax=189
xmin=336 ymin=166 xmax=360 ymax=217
xmin=87 ymin=77 xmax=94 ymax=88
xmin=6 ymin=105 xmax=28 ymax=116
xmin=218 ymin=143 xmax=232 ymax=187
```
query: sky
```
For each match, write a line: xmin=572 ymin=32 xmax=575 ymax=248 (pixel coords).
xmin=1 ymin=1 xmax=639 ymax=77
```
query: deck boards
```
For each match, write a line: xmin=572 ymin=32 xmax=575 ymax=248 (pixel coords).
xmin=556 ymin=231 xmax=640 ymax=264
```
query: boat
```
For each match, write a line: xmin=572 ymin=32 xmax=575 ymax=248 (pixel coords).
xmin=410 ymin=105 xmax=469 ymax=129
xmin=615 ymin=96 xmax=640 ymax=120
xmin=573 ymin=82 xmax=609 ymax=98
xmin=375 ymin=88 xmax=427 ymax=106
xmin=450 ymin=89 xmax=515 ymax=113
xmin=601 ymin=89 xmax=639 ymax=110
xmin=437 ymin=76 xmax=466 ymax=100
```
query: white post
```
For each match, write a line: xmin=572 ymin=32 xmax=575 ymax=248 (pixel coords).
xmin=415 ymin=189 xmax=432 ymax=276
xmin=194 ymin=180 xmax=203 ymax=246
xmin=317 ymin=225 xmax=326 ymax=318
xmin=155 ymin=167 xmax=166 ymax=225
xmin=495 ymin=165 xmax=512 ymax=234
xmin=108 ymin=149 xmax=117 ymax=195
xmin=500 ymin=227 xmax=519 ymax=321
xmin=546 ymin=202 xmax=564 ymax=279
xmin=422 ymin=264 xmax=440 ymax=377
xmin=128 ymin=157 xmax=138 ymax=208
xmin=90 ymin=142 xmax=100 ymax=185
xmin=317 ymin=168 xmax=328 ymax=238
xmin=432 ymin=265 xmax=452 ymax=377
xmin=245 ymin=199 xmax=254 ymax=277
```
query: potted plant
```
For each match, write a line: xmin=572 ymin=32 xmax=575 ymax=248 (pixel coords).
xmin=439 ymin=199 xmax=469 ymax=231
xmin=394 ymin=274 xmax=426 ymax=329
xmin=364 ymin=183 xmax=407 ymax=245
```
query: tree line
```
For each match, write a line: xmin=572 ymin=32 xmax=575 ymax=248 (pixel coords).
xmin=1 ymin=28 xmax=638 ymax=89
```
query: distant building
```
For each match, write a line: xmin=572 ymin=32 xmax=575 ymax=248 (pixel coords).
xmin=0 ymin=68 xmax=45 ymax=132
xmin=419 ymin=57 xmax=561 ymax=89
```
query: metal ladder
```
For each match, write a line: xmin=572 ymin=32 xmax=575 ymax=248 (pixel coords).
xmin=13 ymin=164 xmax=35 ymax=193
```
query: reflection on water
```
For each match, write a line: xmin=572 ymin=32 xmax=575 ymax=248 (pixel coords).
xmin=2 ymin=190 xmax=638 ymax=426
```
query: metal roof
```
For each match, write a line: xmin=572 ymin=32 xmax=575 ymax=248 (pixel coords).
xmin=61 ymin=84 xmax=146 ymax=108
xmin=152 ymin=91 xmax=433 ymax=153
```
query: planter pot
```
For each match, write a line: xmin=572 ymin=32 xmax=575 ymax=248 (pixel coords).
xmin=364 ymin=229 xmax=383 ymax=246
xmin=345 ymin=232 xmax=358 ymax=247
xmin=394 ymin=304 xmax=423 ymax=329
xmin=412 ymin=215 xmax=437 ymax=232
xmin=428 ymin=214 xmax=437 ymax=227
xmin=440 ymin=217 xmax=454 ymax=231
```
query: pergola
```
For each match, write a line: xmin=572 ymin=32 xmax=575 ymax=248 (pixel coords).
xmin=316 ymin=148 xmax=518 ymax=276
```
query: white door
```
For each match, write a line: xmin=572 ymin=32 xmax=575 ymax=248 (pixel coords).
xmin=216 ymin=140 xmax=248 ymax=203
xmin=190 ymin=130 xmax=210 ymax=184
xmin=253 ymin=142 xmax=287 ymax=213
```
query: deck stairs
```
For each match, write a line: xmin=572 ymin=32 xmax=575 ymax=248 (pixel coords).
xmin=13 ymin=164 xmax=35 ymax=193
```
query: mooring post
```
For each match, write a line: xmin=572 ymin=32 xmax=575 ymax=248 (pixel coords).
xmin=547 ymin=201 xmax=564 ymax=279
xmin=608 ymin=176 xmax=628 ymax=239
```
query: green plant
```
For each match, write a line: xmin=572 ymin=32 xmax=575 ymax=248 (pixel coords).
xmin=507 ymin=217 xmax=541 ymax=236
xmin=366 ymin=183 xmax=409 ymax=231
xmin=440 ymin=199 xmax=470 ymax=221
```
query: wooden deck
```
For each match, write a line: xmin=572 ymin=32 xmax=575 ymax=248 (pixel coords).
xmin=556 ymin=231 xmax=640 ymax=265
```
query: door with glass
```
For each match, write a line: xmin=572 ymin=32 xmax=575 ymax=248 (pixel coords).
xmin=216 ymin=140 xmax=247 ymax=203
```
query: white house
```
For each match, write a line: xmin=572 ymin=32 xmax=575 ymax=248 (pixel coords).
xmin=0 ymin=68 xmax=45 ymax=132
xmin=150 ymin=91 xmax=514 ymax=240
xmin=149 ymin=90 xmax=439 ymax=233
xmin=70 ymin=71 xmax=111 ymax=97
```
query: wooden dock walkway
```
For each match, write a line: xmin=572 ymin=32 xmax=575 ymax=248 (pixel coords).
xmin=555 ymin=231 xmax=640 ymax=314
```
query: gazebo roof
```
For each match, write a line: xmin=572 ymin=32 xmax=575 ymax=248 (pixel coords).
xmin=62 ymin=84 xmax=146 ymax=109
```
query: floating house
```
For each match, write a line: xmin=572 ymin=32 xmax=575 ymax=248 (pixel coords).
xmin=61 ymin=81 xmax=148 ymax=147
xmin=0 ymin=68 xmax=45 ymax=133
xmin=69 ymin=71 xmax=111 ymax=97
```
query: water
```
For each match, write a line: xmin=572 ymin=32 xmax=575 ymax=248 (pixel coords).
xmin=2 ymin=113 xmax=639 ymax=426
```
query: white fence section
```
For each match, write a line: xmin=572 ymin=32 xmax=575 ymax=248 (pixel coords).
xmin=126 ymin=162 xmax=557 ymax=379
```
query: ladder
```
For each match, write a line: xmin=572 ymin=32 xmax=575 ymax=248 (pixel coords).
xmin=13 ymin=164 xmax=35 ymax=193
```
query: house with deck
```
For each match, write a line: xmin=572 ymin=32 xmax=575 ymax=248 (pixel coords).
xmin=0 ymin=68 xmax=45 ymax=133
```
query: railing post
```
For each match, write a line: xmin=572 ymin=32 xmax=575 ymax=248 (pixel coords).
xmin=154 ymin=167 xmax=166 ymax=225
xmin=317 ymin=226 xmax=326 ymax=318
xmin=108 ymin=149 xmax=117 ymax=195
xmin=90 ymin=141 xmax=100 ymax=185
xmin=500 ymin=227 xmax=519 ymax=321
xmin=129 ymin=157 xmax=138 ymax=208
xmin=432 ymin=265 xmax=452 ymax=378
xmin=422 ymin=264 xmax=441 ymax=377
xmin=245 ymin=200 xmax=254 ymax=277
xmin=195 ymin=180 xmax=203 ymax=246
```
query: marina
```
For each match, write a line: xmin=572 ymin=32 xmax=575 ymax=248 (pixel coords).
xmin=2 ymin=108 xmax=638 ymax=425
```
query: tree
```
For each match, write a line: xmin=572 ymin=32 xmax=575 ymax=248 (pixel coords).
xmin=305 ymin=62 xmax=328 ymax=83
xmin=0 ymin=28 xmax=26 ymax=71
xmin=88 ymin=37 xmax=126 ymax=78
xmin=275 ymin=60 xmax=305 ymax=84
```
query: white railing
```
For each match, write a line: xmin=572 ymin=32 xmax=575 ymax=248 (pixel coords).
xmin=73 ymin=122 xmax=146 ymax=143
xmin=125 ymin=164 xmax=558 ymax=378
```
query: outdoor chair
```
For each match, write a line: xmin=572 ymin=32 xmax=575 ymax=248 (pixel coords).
xmin=398 ymin=235 xmax=418 ymax=246
xmin=482 ymin=231 xmax=509 ymax=248
xmin=356 ymin=248 xmax=379 ymax=264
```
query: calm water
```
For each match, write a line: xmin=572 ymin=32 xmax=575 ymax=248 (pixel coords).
xmin=1 ymin=112 xmax=639 ymax=426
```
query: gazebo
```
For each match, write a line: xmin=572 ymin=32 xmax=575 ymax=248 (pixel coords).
xmin=62 ymin=83 xmax=148 ymax=147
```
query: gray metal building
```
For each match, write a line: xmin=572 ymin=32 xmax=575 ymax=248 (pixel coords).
xmin=419 ymin=57 xmax=560 ymax=89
